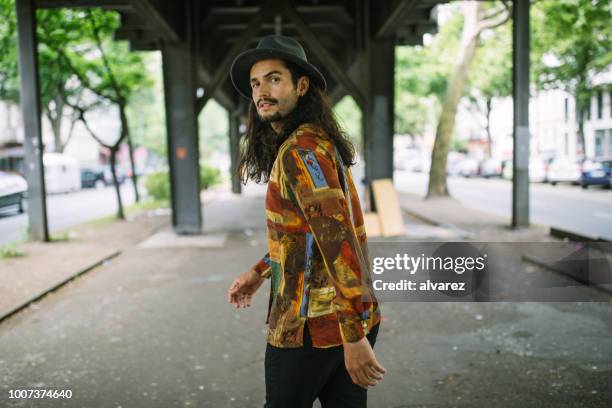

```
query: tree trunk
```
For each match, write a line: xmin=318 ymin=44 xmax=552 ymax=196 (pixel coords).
xmin=485 ymin=97 xmax=492 ymax=158
xmin=119 ymin=102 xmax=139 ymax=202
xmin=427 ymin=2 xmax=482 ymax=198
xmin=48 ymin=94 xmax=65 ymax=153
xmin=575 ymin=106 xmax=586 ymax=158
xmin=110 ymin=148 xmax=125 ymax=220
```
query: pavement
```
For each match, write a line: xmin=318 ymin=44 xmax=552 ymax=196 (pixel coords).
xmin=0 ymin=184 xmax=611 ymax=407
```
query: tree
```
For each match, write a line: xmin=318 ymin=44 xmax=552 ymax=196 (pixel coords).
xmin=467 ymin=22 xmax=512 ymax=158
xmin=427 ymin=1 xmax=510 ymax=198
xmin=531 ymin=0 xmax=612 ymax=157
xmin=0 ymin=0 xmax=19 ymax=103
xmin=39 ymin=8 xmax=151 ymax=218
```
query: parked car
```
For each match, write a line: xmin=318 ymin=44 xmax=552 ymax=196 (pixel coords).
xmin=501 ymin=158 xmax=547 ymax=182
xmin=546 ymin=158 xmax=581 ymax=185
xmin=43 ymin=153 xmax=81 ymax=194
xmin=479 ymin=158 xmax=503 ymax=178
xmin=0 ymin=171 xmax=27 ymax=214
xmin=103 ymin=165 xmax=128 ymax=185
xmin=580 ymin=158 xmax=612 ymax=189
xmin=456 ymin=157 xmax=480 ymax=177
xmin=446 ymin=152 xmax=466 ymax=176
xmin=80 ymin=167 xmax=107 ymax=189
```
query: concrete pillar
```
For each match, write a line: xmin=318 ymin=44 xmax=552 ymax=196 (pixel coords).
xmin=363 ymin=38 xmax=395 ymax=212
xmin=15 ymin=0 xmax=49 ymax=241
xmin=228 ymin=110 xmax=242 ymax=195
xmin=162 ymin=43 xmax=202 ymax=234
xmin=512 ymin=0 xmax=530 ymax=227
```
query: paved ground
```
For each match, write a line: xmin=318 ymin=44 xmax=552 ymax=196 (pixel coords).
xmin=1 ymin=186 xmax=611 ymax=407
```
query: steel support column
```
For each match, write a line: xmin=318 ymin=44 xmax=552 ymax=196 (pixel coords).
xmin=15 ymin=0 xmax=49 ymax=241
xmin=363 ymin=38 xmax=395 ymax=212
xmin=162 ymin=43 xmax=202 ymax=234
xmin=512 ymin=0 xmax=530 ymax=227
xmin=229 ymin=110 xmax=242 ymax=195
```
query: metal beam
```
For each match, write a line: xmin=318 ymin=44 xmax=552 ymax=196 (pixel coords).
xmin=282 ymin=1 xmax=365 ymax=109
xmin=376 ymin=0 xmax=419 ymax=39
xmin=228 ymin=110 xmax=242 ymax=195
xmin=512 ymin=0 xmax=530 ymax=227
xmin=196 ymin=0 xmax=272 ymax=114
xmin=363 ymin=38 xmax=395 ymax=212
xmin=36 ymin=0 xmax=133 ymax=10
xmin=130 ymin=0 xmax=179 ymax=42
xmin=15 ymin=0 xmax=49 ymax=241
xmin=162 ymin=43 xmax=202 ymax=234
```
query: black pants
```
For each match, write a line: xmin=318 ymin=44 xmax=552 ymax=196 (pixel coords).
xmin=264 ymin=323 xmax=380 ymax=408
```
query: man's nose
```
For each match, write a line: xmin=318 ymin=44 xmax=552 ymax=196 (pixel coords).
xmin=256 ymin=82 xmax=271 ymax=98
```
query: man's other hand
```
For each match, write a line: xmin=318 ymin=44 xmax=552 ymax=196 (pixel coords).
xmin=227 ymin=269 xmax=265 ymax=308
xmin=343 ymin=336 xmax=386 ymax=389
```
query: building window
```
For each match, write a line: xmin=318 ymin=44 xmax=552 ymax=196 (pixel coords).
xmin=595 ymin=130 xmax=605 ymax=157
xmin=597 ymin=90 xmax=603 ymax=119
xmin=564 ymin=133 xmax=569 ymax=156
xmin=564 ymin=98 xmax=569 ymax=122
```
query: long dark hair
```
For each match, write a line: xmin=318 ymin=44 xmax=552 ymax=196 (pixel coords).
xmin=237 ymin=61 xmax=356 ymax=184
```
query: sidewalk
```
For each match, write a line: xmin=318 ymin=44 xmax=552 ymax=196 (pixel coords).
xmin=1 ymin=186 xmax=611 ymax=407
xmin=397 ymin=191 xmax=554 ymax=242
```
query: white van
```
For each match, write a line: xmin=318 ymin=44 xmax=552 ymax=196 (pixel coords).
xmin=43 ymin=153 xmax=81 ymax=194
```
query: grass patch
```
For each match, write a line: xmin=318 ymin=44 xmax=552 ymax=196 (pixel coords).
xmin=126 ymin=199 xmax=170 ymax=215
xmin=0 ymin=243 xmax=25 ymax=259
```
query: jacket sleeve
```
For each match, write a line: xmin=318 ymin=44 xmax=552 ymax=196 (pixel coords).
xmin=281 ymin=145 xmax=374 ymax=343
xmin=251 ymin=252 xmax=272 ymax=279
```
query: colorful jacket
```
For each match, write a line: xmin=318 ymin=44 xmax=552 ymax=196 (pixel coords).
xmin=251 ymin=123 xmax=381 ymax=348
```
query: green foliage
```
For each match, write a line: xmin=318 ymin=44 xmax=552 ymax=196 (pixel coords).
xmin=531 ymin=0 xmax=612 ymax=104
xmin=200 ymin=165 xmax=221 ymax=189
xmin=0 ymin=242 xmax=25 ymax=259
xmin=395 ymin=5 xmax=464 ymax=136
xmin=199 ymin=99 xmax=230 ymax=161
xmin=145 ymin=171 xmax=170 ymax=201
xmin=450 ymin=137 xmax=469 ymax=153
xmin=126 ymin=52 xmax=167 ymax=157
xmin=469 ymin=21 xmax=512 ymax=100
xmin=145 ymin=165 xmax=221 ymax=200
xmin=0 ymin=0 xmax=18 ymax=102
xmin=333 ymin=96 xmax=362 ymax=154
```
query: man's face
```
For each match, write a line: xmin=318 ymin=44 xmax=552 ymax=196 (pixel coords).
xmin=249 ymin=59 xmax=305 ymax=124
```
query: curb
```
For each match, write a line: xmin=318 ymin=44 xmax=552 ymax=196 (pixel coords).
xmin=0 ymin=250 xmax=122 ymax=324
xmin=550 ymin=227 xmax=612 ymax=244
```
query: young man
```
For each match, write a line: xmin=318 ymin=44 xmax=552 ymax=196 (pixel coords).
xmin=226 ymin=35 xmax=385 ymax=408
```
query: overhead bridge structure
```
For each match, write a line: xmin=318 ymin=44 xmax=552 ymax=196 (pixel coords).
xmin=15 ymin=0 xmax=531 ymax=240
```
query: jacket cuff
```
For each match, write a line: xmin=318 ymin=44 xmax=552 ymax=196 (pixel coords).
xmin=338 ymin=315 xmax=366 ymax=343
xmin=252 ymin=256 xmax=272 ymax=279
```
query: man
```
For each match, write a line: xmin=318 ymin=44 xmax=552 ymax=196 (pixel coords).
xmin=226 ymin=35 xmax=385 ymax=408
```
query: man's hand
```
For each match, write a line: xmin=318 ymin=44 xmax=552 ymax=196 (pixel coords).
xmin=343 ymin=336 xmax=386 ymax=389
xmin=227 ymin=268 xmax=265 ymax=308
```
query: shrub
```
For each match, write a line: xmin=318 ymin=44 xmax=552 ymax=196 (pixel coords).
xmin=200 ymin=165 xmax=221 ymax=189
xmin=145 ymin=171 xmax=170 ymax=201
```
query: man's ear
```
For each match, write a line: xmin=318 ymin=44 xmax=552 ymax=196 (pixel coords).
xmin=297 ymin=76 xmax=310 ymax=96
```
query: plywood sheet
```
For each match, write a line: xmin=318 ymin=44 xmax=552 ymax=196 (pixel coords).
xmin=371 ymin=179 xmax=405 ymax=236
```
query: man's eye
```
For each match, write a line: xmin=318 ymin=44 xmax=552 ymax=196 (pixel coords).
xmin=251 ymin=82 xmax=259 ymax=89
xmin=271 ymin=77 xmax=280 ymax=83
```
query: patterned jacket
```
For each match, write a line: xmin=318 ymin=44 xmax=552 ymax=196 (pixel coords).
xmin=251 ymin=123 xmax=381 ymax=348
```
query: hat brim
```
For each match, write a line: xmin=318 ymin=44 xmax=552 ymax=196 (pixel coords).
xmin=230 ymin=48 xmax=327 ymax=100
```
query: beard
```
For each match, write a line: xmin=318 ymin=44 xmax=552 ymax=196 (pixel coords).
xmin=258 ymin=110 xmax=283 ymax=123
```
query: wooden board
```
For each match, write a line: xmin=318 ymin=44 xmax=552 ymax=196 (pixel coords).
xmin=363 ymin=212 xmax=382 ymax=237
xmin=371 ymin=179 xmax=405 ymax=237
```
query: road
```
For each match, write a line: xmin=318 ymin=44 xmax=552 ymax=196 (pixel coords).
xmin=0 ymin=183 xmax=136 ymax=245
xmin=393 ymin=170 xmax=612 ymax=240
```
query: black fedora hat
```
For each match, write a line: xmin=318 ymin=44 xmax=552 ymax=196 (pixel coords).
xmin=230 ymin=35 xmax=326 ymax=99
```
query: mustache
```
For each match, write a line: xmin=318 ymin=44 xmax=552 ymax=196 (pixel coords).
xmin=257 ymin=98 xmax=278 ymax=107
